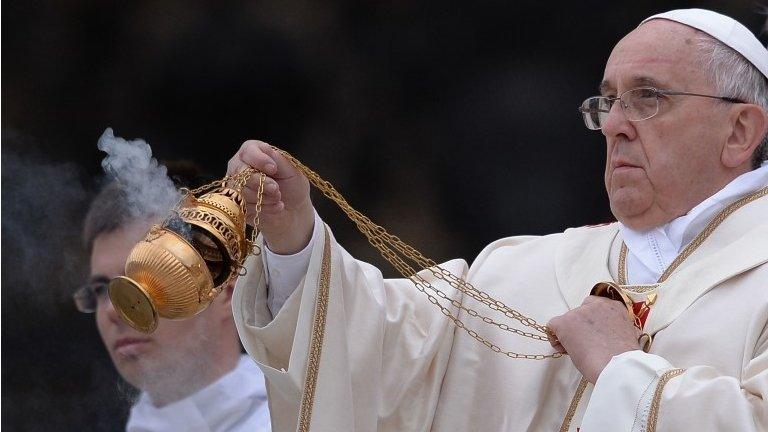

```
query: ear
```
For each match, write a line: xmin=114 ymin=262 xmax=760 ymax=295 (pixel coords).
xmin=721 ymin=104 xmax=768 ymax=168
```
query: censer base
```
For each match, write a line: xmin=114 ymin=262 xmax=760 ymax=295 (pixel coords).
xmin=108 ymin=276 xmax=159 ymax=334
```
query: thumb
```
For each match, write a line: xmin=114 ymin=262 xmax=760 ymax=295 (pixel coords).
xmin=261 ymin=144 xmax=299 ymax=181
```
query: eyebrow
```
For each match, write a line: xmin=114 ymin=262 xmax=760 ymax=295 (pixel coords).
xmin=599 ymin=76 xmax=667 ymax=95
xmin=89 ymin=275 xmax=111 ymax=284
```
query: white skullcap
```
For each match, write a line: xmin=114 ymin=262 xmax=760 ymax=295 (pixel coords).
xmin=641 ymin=8 xmax=768 ymax=79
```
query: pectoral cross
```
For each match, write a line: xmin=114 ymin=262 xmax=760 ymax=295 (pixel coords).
xmin=632 ymin=292 xmax=657 ymax=329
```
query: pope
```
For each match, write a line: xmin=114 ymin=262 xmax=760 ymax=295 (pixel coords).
xmin=227 ymin=9 xmax=768 ymax=431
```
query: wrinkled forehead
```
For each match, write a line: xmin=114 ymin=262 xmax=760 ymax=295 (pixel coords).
xmin=601 ymin=20 xmax=710 ymax=94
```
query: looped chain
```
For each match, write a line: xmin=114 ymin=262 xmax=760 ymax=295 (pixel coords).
xmin=218 ymin=167 xmax=265 ymax=257
xmin=249 ymin=172 xmax=266 ymax=255
xmin=185 ymin=151 xmax=561 ymax=359
xmin=273 ymin=147 xmax=562 ymax=360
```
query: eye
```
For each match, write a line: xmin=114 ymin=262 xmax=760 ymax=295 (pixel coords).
xmin=93 ymin=283 xmax=108 ymax=298
xmin=636 ymin=88 xmax=658 ymax=99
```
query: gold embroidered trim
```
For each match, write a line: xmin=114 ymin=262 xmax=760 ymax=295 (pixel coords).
xmin=618 ymin=243 xmax=629 ymax=285
xmin=297 ymin=227 xmax=332 ymax=432
xmin=660 ymin=187 xmax=767 ymax=281
xmin=621 ymin=284 xmax=660 ymax=294
xmin=558 ymin=377 xmax=588 ymax=432
xmin=647 ymin=368 xmax=685 ymax=432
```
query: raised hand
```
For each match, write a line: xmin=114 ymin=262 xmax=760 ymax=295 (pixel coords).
xmin=227 ymin=140 xmax=314 ymax=254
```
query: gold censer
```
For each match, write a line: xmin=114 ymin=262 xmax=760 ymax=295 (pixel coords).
xmin=108 ymin=169 xmax=266 ymax=333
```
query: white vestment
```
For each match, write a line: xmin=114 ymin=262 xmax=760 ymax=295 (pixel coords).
xmin=126 ymin=355 xmax=271 ymax=432
xmin=233 ymin=190 xmax=768 ymax=431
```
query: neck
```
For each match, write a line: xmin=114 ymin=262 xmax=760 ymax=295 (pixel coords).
xmin=621 ymin=163 xmax=768 ymax=235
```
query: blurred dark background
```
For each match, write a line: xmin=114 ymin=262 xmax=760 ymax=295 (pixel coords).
xmin=3 ymin=1 xmax=767 ymax=430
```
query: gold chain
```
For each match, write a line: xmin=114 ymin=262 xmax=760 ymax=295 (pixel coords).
xmin=273 ymin=148 xmax=561 ymax=360
xmin=249 ymin=172 xmax=267 ymax=253
xmin=226 ymin=167 xmax=266 ymax=256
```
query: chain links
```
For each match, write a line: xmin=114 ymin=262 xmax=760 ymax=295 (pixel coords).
xmin=249 ymin=171 xmax=266 ymax=254
xmin=182 ymin=151 xmax=562 ymax=359
xmin=272 ymin=148 xmax=562 ymax=360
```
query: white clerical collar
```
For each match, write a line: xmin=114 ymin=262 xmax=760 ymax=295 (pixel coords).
xmin=126 ymin=355 xmax=270 ymax=432
xmin=619 ymin=162 xmax=768 ymax=284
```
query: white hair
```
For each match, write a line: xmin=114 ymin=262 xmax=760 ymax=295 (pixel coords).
xmin=696 ymin=34 xmax=768 ymax=168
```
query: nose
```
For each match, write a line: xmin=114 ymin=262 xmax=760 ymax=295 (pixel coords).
xmin=601 ymin=99 xmax=637 ymax=142
xmin=101 ymin=296 xmax=123 ymax=326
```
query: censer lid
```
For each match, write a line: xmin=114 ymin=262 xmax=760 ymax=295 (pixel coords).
xmin=108 ymin=276 xmax=159 ymax=333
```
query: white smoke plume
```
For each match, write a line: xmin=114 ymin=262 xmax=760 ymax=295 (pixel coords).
xmin=97 ymin=128 xmax=181 ymax=220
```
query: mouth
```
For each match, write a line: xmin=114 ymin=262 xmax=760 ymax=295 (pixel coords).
xmin=113 ymin=337 xmax=151 ymax=356
xmin=612 ymin=160 xmax=641 ymax=170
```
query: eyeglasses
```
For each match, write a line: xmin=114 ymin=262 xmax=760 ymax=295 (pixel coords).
xmin=579 ymin=86 xmax=745 ymax=130
xmin=73 ymin=280 xmax=109 ymax=313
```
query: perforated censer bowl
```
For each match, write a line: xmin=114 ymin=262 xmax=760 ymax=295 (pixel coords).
xmin=108 ymin=227 xmax=214 ymax=333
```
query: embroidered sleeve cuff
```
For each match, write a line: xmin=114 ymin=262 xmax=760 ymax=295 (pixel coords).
xmin=581 ymin=350 xmax=674 ymax=432
xmin=263 ymin=210 xmax=322 ymax=317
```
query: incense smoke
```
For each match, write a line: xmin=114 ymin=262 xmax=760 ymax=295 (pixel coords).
xmin=97 ymin=128 xmax=194 ymax=242
xmin=2 ymin=134 xmax=131 ymax=431
xmin=97 ymin=128 xmax=181 ymax=221
xmin=2 ymin=147 xmax=88 ymax=310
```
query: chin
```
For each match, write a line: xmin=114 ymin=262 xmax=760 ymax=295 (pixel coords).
xmin=113 ymin=363 xmax=144 ymax=389
xmin=609 ymin=192 xmax=654 ymax=229
xmin=110 ymin=348 xmax=145 ymax=373
xmin=616 ymin=215 xmax=656 ymax=231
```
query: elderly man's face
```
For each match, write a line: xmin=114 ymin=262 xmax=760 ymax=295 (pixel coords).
xmin=91 ymin=222 xmax=224 ymax=398
xmin=601 ymin=21 xmax=735 ymax=230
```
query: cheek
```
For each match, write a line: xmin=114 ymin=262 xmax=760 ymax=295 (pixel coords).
xmin=644 ymin=136 xmax=696 ymax=190
xmin=150 ymin=321 xmax=197 ymax=349
xmin=604 ymin=142 xmax=616 ymax=188
xmin=636 ymin=124 xmax=677 ymax=185
xmin=642 ymin=103 xmax=722 ymax=179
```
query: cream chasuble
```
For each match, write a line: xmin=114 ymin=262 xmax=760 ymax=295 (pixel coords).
xmin=233 ymin=192 xmax=768 ymax=431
